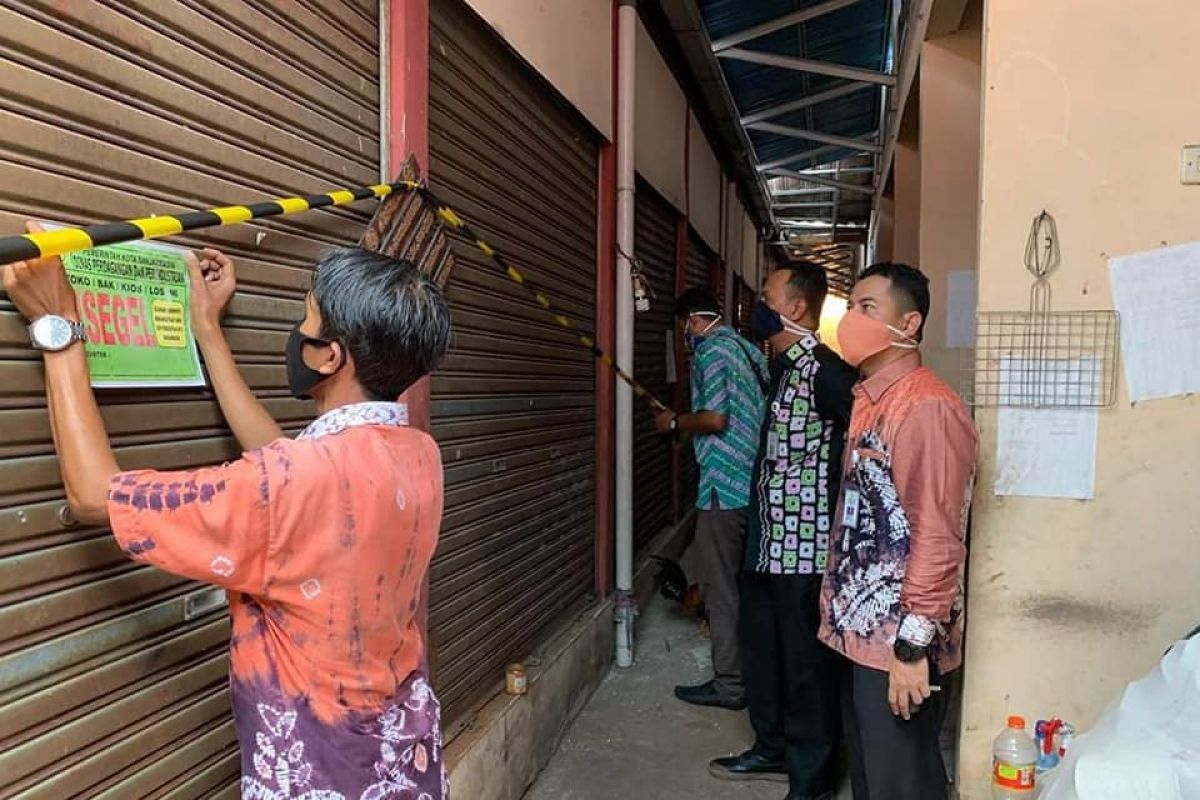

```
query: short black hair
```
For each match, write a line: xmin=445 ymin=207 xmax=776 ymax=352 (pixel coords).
xmin=312 ymin=247 xmax=452 ymax=400
xmin=675 ymin=287 xmax=722 ymax=319
xmin=858 ymin=262 xmax=930 ymax=340
xmin=774 ymin=262 xmax=828 ymax=320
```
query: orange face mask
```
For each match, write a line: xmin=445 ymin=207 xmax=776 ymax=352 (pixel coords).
xmin=836 ymin=308 xmax=917 ymax=367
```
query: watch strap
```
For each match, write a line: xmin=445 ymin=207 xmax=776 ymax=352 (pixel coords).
xmin=893 ymin=639 xmax=928 ymax=663
xmin=28 ymin=316 xmax=88 ymax=351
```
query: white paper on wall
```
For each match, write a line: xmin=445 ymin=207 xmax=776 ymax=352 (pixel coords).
xmin=994 ymin=356 xmax=1099 ymax=500
xmin=1109 ymin=242 xmax=1200 ymax=402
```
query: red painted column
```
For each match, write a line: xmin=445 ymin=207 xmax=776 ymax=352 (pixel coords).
xmin=593 ymin=0 xmax=619 ymax=599
xmin=390 ymin=0 xmax=431 ymax=433
xmin=672 ymin=216 xmax=686 ymax=523
xmin=595 ymin=146 xmax=616 ymax=598
xmin=671 ymin=102 xmax=690 ymax=524
xmin=388 ymin=0 xmax=433 ymax=657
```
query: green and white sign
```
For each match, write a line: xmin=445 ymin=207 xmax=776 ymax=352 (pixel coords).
xmin=60 ymin=236 xmax=205 ymax=389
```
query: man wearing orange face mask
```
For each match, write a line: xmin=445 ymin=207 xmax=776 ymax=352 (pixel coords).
xmin=819 ymin=263 xmax=978 ymax=800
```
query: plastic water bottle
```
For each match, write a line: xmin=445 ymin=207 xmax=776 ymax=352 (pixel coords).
xmin=992 ymin=715 xmax=1038 ymax=798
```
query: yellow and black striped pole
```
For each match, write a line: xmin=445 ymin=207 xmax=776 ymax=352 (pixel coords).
xmin=0 ymin=181 xmax=420 ymax=263
xmin=0 ymin=180 xmax=670 ymax=413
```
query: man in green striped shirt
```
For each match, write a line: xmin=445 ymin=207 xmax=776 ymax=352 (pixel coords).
xmin=656 ymin=287 xmax=767 ymax=709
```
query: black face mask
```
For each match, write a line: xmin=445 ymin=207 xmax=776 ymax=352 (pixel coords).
xmin=285 ymin=326 xmax=342 ymax=399
xmin=750 ymin=300 xmax=784 ymax=342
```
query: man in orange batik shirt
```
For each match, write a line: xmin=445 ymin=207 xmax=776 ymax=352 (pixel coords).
xmin=4 ymin=227 xmax=453 ymax=800
xmin=821 ymin=263 xmax=978 ymax=800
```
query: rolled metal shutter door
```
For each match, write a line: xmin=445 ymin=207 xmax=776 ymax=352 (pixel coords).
xmin=0 ymin=3 xmax=380 ymax=798
xmin=632 ymin=181 xmax=678 ymax=551
xmin=427 ymin=0 xmax=599 ymax=728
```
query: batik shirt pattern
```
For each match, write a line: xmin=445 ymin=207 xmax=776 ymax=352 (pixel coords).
xmin=108 ymin=402 xmax=447 ymax=799
xmin=690 ymin=326 xmax=768 ymax=510
xmin=819 ymin=355 xmax=978 ymax=674
xmin=744 ymin=335 xmax=855 ymax=575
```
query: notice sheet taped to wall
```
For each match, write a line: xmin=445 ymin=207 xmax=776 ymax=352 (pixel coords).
xmin=58 ymin=234 xmax=204 ymax=389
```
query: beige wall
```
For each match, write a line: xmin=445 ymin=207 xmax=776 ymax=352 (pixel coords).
xmin=874 ymin=195 xmax=895 ymax=263
xmin=741 ymin=212 xmax=759 ymax=289
xmin=724 ymin=185 xmax=744 ymax=312
xmin=918 ymin=8 xmax=982 ymax=389
xmin=892 ymin=137 xmax=922 ymax=264
xmin=688 ymin=112 xmax=722 ymax=251
xmin=725 ymin=188 xmax=745 ymax=269
xmin=959 ymin=1 xmax=1200 ymax=796
xmin=465 ymin=0 xmax=612 ymax=138
xmin=634 ymin=19 xmax=687 ymax=210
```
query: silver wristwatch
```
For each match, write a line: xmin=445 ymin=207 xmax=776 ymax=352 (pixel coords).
xmin=28 ymin=315 xmax=88 ymax=352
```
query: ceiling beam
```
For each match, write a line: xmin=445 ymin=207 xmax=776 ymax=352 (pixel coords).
xmin=765 ymin=168 xmax=875 ymax=196
xmin=711 ymin=0 xmax=865 ymax=53
xmin=756 ymin=145 xmax=842 ymax=173
xmin=747 ymin=121 xmax=883 ymax=154
xmin=773 ymin=202 xmax=836 ymax=209
xmin=719 ymin=48 xmax=897 ymax=86
xmin=778 ymin=219 xmax=868 ymax=229
xmin=741 ymin=81 xmax=874 ymax=127
xmin=873 ymin=0 xmax=935 ymax=208
xmin=793 ymin=165 xmax=875 ymax=176
xmin=771 ymin=188 xmax=836 ymax=197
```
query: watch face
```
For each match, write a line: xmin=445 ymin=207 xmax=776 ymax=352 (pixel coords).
xmin=32 ymin=316 xmax=74 ymax=350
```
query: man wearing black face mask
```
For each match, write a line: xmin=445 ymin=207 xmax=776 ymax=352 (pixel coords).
xmin=709 ymin=264 xmax=856 ymax=800
xmin=2 ymin=234 xmax=454 ymax=799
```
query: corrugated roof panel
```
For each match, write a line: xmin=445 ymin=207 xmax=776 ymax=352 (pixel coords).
xmin=697 ymin=0 xmax=895 ymax=226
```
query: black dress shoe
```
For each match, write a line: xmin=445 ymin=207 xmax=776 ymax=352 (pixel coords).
xmin=707 ymin=751 xmax=789 ymax=783
xmin=674 ymin=680 xmax=747 ymax=710
xmin=783 ymin=792 xmax=836 ymax=800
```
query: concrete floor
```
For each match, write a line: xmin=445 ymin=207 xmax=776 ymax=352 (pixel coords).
xmin=524 ymin=593 xmax=852 ymax=800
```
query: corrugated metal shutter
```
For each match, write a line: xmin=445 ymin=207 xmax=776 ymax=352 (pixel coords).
xmin=0 ymin=3 xmax=379 ymax=798
xmin=427 ymin=0 xmax=599 ymax=728
xmin=632 ymin=181 xmax=678 ymax=551
xmin=685 ymin=230 xmax=714 ymax=294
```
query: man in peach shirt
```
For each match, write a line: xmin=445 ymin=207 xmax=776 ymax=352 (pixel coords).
xmin=820 ymin=263 xmax=978 ymax=800
xmin=3 ymin=229 xmax=452 ymax=799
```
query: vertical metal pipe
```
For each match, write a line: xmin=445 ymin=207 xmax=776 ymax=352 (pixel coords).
xmin=614 ymin=0 xmax=637 ymax=668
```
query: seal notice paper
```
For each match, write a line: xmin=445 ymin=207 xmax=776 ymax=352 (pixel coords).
xmin=45 ymin=223 xmax=205 ymax=389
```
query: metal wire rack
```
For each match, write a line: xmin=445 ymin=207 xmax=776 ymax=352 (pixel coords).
xmin=967 ymin=310 xmax=1120 ymax=408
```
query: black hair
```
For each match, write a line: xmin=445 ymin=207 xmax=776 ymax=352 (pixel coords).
xmin=311 ymin=247 xmax=452 ymax=400
xmin=858 ymin=262 xmax=930 ymax=340
xmin=674 ymin=287 xmax=722 ymax=319
xmin=774 ymin=262 xmax=828 ymax=320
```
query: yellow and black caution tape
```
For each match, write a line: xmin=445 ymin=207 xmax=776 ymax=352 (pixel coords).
xmin=0 ymin=179 xmax=668 ymax=412
xmin=415 ymin=185 xmax=666 ymax=412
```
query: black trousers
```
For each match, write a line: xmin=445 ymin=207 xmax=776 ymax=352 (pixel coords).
xmin=841 ymin=659 xmax=948 ymax=800
xmin=739 ymin=572 xmax=840 ymax=795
